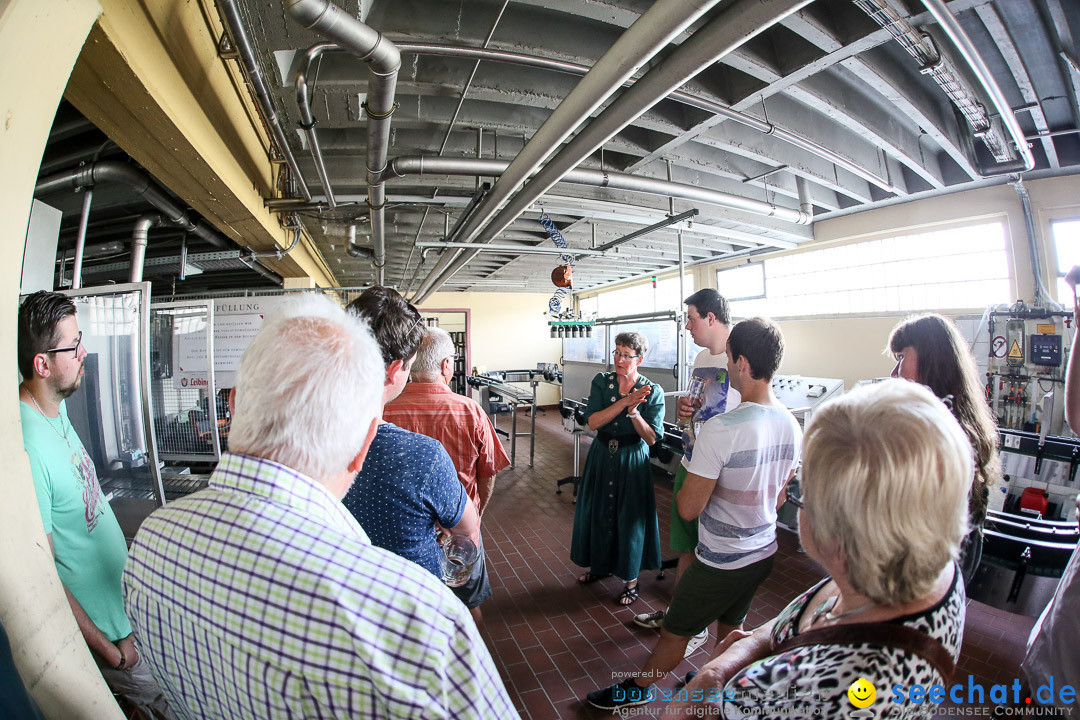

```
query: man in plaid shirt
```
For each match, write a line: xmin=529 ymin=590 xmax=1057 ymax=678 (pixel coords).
xmin=123 ymin=294 xmax=515 ymax=719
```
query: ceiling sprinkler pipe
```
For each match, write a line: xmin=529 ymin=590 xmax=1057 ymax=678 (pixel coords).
xmin=286 ymin=0 xmax=400 ymax=285
xmin=345 ymin=225 xmax=375 ymax=259
xmin=415 ymin=0 xmax=813 ymax=303
xmin=409 ymin=0 xmax=725 ymax=302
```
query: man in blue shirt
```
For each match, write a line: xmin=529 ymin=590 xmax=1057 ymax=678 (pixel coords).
xmin=343 ymin=287 xmax=486 ymax=623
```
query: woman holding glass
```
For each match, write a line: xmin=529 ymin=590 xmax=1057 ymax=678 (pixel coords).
xmin=571 ymin=331 xmax=665 ymax=606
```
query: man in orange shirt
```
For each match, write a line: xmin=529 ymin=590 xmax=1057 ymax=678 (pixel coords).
xmin=385 ymin=327 xmax=510 ymax=515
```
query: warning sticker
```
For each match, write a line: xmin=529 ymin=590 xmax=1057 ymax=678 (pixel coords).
xmin=992 ymin=336 xmax=1007 ymax=358
xmin=1008 ymin=339 xmax=1024 ymax=361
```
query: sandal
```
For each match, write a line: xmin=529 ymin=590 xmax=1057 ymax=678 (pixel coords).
xmin=615 ymin=583 xmax=639 ymax=606
xmin=577 ymin=572 xmax=611 ymax=584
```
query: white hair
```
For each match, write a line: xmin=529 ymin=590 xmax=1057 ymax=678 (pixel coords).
xmin=410 ymin=326 xmax=456 ymax=380
xmin=801 ymin=379 xmax=972 ymax=605
xmin=228 ymin=293 xmax=383 ymax=481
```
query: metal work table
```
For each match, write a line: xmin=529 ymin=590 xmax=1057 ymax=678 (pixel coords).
xmin=468 ymin=368 xmax=561 ymax=468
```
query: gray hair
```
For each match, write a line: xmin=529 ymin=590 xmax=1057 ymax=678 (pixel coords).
xmin=801 ymin=379 xmax=972 ymax=605
xmin=614 ymin=331 xmax=648 ymax=358
xmin=229 ymin=293 xmax=384 ymax=481
xmin=411 ymin=326 xmax=456 ymax=381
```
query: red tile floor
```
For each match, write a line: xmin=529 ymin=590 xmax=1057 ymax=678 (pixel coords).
xmin=478 ymin=408 xmax=1038 ymax=719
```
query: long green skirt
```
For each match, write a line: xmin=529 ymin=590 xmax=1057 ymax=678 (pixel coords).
xmin=570 ymin=437 xmax=661 ymax=581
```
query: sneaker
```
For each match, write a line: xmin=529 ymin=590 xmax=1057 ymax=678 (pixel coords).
xmin=633 ymin=609 xmax=665 ymax=629
xmin=683 ymin=627 xmax=708 ymax=658
xmin=586 ymin=678 xmax=654 ymax=710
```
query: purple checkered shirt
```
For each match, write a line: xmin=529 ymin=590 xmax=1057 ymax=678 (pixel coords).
xmin=124 ymin=453 xmax=517 ymax=719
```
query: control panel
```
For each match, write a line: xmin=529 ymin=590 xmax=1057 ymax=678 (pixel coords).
xmin=770 ymin=375 xmax=845 ymax=424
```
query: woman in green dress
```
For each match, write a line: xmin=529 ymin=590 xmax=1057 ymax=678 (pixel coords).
xmin=571 ymin=331 xmax=665 ymax=606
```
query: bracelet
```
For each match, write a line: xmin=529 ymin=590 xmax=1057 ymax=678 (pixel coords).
xmin=114 ymin=646 xmax=126 ymax=670
xmin=627 ymin=411 xmax=640 ymax=419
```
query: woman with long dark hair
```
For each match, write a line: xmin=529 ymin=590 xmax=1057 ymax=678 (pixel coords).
xmin=888 ymin=313 xmax=1002 ymax=581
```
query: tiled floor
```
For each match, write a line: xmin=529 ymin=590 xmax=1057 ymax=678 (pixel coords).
xmin=479 ymin=408 xmax=1038 ymax=719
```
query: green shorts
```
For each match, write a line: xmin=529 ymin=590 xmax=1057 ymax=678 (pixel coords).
xmin=663 ymin=554 xmax=774 ymax=637
xmin=669 ymin=464 xmax=698 ymax=553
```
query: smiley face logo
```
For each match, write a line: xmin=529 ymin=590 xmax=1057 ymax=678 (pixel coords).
xmin=847 ymin=678 xmax=876 ymax=708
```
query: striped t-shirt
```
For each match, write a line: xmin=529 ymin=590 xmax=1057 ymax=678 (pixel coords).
xmin=685 ymin=402 xmax=802 ymax=570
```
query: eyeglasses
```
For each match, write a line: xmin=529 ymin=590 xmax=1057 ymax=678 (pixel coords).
xmin=612 ymin=350 xmax=640 ymax=361
xmin=45 ymin=331 xmax=83 ymax=355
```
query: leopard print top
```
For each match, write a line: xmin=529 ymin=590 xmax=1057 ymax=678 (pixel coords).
xmin=722 ymin=565 xmax=964 ymax=719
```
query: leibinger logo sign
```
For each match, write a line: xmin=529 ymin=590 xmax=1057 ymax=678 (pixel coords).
xmin=846 ymin=677 xmax=1076 ymax=717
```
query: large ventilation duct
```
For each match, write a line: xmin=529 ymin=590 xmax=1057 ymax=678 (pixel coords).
xmin=384 ymin=156 xmax=811 ymax=227
xmin=413 ymin=0 xmax=813 ymax=303
xmin=286 ymin=0 xmax=401 ymax=285
xmin=409 ymin=0 xmax=724 ymax=302
xmin=856 ymin=0 xmax=1033 ymax=175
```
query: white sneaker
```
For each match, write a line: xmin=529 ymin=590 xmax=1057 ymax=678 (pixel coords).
xmin=683 ymin=628 xmax=708 ymax=658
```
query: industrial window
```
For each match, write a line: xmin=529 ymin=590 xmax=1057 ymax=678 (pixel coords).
xmin=715 ymin=263 xmax=765 ymax=301
xmin=1051 ymin=218 xmax=1080 ymax=303
xmin=578 ymin=275 xmax=695 ymax=319
xmin=726 ymin=221 xmax=1010 ymax=318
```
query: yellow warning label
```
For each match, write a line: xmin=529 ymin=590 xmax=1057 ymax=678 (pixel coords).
xmin=1037 ymin=324 xmax=1056 ymax=335
xmin=1008 ymin=339 xmax=1024 ymax=360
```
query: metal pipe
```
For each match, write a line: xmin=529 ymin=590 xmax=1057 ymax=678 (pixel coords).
xmin=387 ymin=42 xmax=895 ymax=192
xmin=384 ymin=156 xmax=810 ymax=224
xmin=131 ymin=213 xmax=163 ymax=282
xmin=35 ymin=161 xmax=234 ymax=251
xmin=593 ymin=210 xmax=699 ymax=253
xmin=410 ymin=0 xmax=724 ymax=302
xmin=247 ymin=222 xmax=303 ymax=259
xmin=296 ymin=43 xmax=338 ymax=208
xmin=72 ymin=188 xmax=93 ymax=290
xmin=1013 ymin=179 xmax=1053 ymax=306
xmin=795 ymin=175 xmax=813 ymax=217
xmin=416 ymin=241 xmax=607 ymax=256
xmin=416 ymin=0 xmax=812 ymax=303
xmin=918 ymin=0 xmax=1035 ymax=175
xmin=345 ymin=225 xmax=375 ymax=259
xmin=218 ymin=0 xmax=311 ymax=200
xmin=286 ymin=0 xmax=401 ymax=285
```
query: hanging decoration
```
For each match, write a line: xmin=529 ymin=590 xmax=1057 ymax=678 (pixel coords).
xmin=538 ymin=209 xmax=577 ymax=314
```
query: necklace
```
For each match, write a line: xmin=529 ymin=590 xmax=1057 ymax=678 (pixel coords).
xmin=24 ymin=387 xmax=71 ymax=447
xmin=811 ymin=595 xmax=876 ymax=625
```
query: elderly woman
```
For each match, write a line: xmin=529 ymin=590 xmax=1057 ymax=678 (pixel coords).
xmin=571 ymin=331 xmax=665 ymax=606
xmin=889 ymin=313 xmax=1002 ymax=582
xmin=673 ymin=380 xmax=970 ymax=718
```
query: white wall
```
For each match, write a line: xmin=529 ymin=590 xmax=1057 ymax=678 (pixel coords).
xmin=420 ymin=291 xmax=563 ymax=405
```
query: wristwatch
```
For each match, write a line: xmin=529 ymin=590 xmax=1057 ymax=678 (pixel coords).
xmin=626 ymin=411 xmax=641 ymax=419
xmin=114 ymin=645 xmax=127 ymax=670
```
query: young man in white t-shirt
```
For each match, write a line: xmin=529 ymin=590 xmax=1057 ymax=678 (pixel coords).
xmin=634 ymin=289 xmax=739 ymax=643
xmin=588 ymin=317 xmax=801 ymax=712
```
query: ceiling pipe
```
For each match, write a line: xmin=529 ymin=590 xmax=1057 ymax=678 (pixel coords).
xmin=246 ymin=221 xmax=303 ymax=259
xmin=416 ymin=241 xmax=607 ymax=256
xmin=795 ymin=175 xmax=813 ymax=218
xmin=295 ymin=44 xmax=338 ymax=209
xmin=383 ymin=156 xmax=811 ymax=225
xmin=409 ymin=0 xmax=725 ymax=302
xmin=592 ymin=209 xmax=699 ymax=253
xmin=131 ymin=213 xmax=163 ymax=283
xmin=345 ymin=225 xmax=375 ymax=259
xmin=218 ymin=0 xmax=311 ymax=200
xmin=71 ymin=188 xmax=94 ymax=290
xmin=299 ymin=40 xmax=898 ymax=194
xmin=286 ymin=0 xmax=401 ymax=285
xmin=414 ymin=0 xmax=813 ymax=303
xmin=35 ymin=161 xmax=233 ymax=251
xmin=917 ymin=0 xmax=1034 ymax=175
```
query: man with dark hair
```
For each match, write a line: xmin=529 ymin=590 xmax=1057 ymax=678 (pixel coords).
xmin=588 ymin=317 xmax=801 ymax=711
xmin=343 ymin=288 xmax=486 ymax=624
xmin=17 ymin=291 xmax=174 ymax=719
xmin=634 ymin=288 xmax=739 ymax=652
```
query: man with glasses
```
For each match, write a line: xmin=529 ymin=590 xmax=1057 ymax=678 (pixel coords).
xmin=384 ymin=326 xmax=509 ymax=625
xmin=342 ymin=288 xmax=486 ymax=624
xmin=17 ymin=291 xmax=174 ymax=718
xmin=633 ymin=289 xmax=739 ymax=652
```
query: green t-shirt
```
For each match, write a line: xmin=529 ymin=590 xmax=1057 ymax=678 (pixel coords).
xmin=20 ymin=400 xmax=132 ymax=642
